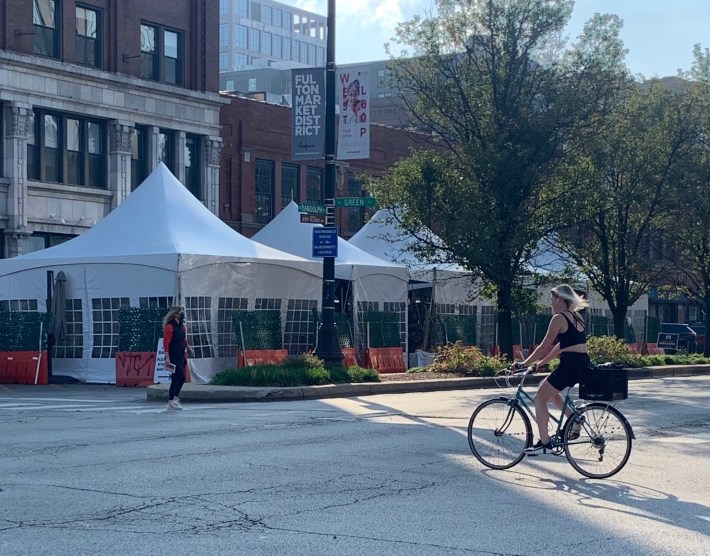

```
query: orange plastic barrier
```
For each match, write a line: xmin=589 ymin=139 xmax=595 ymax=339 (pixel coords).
xmin=365 ymin=347 xmax=406 ymax=374
xmin=237 ymin=349 xmax=289 ymax=367
xmin=626 ymin=343 xmax=641 ymax=355
xmin=342 ymin=348 xmax=358 ymax=367
xmin=645 ymin=343 xmax=665 ymax=356
xmin=0 ymin=351 xmax=48 ymax=385
xmin=115 ymin=351 xmax=156 ymax=387
xmin=116 ymin=352 xmax=192 ymax=387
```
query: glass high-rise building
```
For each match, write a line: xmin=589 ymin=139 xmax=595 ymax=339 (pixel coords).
xmin=219 ymin=0 xmax=326 ymax=73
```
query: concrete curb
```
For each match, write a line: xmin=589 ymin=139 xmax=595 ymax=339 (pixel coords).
xmin=146 ymin=365 xmax=710 ymax=404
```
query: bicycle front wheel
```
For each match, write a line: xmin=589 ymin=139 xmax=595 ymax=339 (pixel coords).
xmin=564 ymin=403 xmax=632 ymax=479
xmin=468 ymin=398 xmax=532 ymax=470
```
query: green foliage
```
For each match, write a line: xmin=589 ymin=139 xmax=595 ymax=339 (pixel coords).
xmin=232 ymin=310 xmax=282 ymax=350
xmin=282 ymin=353 xmax=324 ymax=369
xmin=210 ymin=365 xmax=330 ymax=387
xmin=587 ymin=336 xmax=643 ymax=367
xmin=118 ymin=307 xmax=163 ymax=352
xmin=0 ymin=311 xmax=50 ymax=351
xmin=344 ymin=366 xmax=381 ymax=383
xmin=439 ymin=314 xmax=476 ymax=345
xmin=362 ymin=310 xmax=401 ymax=348
xmin=428 ymin=341 xmax=509 ymax=376
xmin=310 ymin=309 xmax=354 ymax=348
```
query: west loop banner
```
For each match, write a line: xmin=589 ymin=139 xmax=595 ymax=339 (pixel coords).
xmin=291 ymin=68 xmax=326 ymax=161
xmin=337 ymin=66 xmax=370 ymax=160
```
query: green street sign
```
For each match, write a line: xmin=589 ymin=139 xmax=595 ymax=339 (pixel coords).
xmin=335 ymin=197 xmax=376 ymax=208
xmin=297 ymin=203 xmax=326 ymax=215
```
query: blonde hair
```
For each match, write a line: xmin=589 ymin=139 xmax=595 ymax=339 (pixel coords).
xmin=163 ymin=306 xmax=184 ymax=328
xmin=551 ymin=284 xmax=589 ymax=311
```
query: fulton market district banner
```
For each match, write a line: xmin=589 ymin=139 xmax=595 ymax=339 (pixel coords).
xmin=291 ymin=68 xmax=326 ymax=161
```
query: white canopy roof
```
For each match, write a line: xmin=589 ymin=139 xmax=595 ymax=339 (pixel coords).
xmin=349 ymin=209 xmax=465 ymax=274
xmin=252 ymin=202 xmax=409 ymax=282
xmin=16 ymin=163 xmax=313 ymax=270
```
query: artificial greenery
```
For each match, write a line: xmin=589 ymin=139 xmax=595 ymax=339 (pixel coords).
xmin=0 ymin=311 xmax=50 ymax=351
xmin=362 ymin=310 xmax=401 ymax=348
xmin=310 ymin=309 xmax=354 ymax=349
xmin=117 ymin=307 xmax=164 ymax=352
xmin=232 ymin=310 xmax=282 ymax=350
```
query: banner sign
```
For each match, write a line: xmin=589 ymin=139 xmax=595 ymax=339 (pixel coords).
xmin=292 ymin=68 xmax=326 ymax=161
xmin=337 ymin=65 xmax=370 ymax=160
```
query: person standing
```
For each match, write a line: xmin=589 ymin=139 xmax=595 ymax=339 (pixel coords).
xmin=163 ymin=306 xmax=193 ymax=410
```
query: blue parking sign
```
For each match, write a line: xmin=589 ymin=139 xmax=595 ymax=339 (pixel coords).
xmin=312 ymin=227 xmax=339 ymax=257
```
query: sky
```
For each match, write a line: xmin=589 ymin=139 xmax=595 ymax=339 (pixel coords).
xmin=295 ymin=0 xmax=710 ymax=78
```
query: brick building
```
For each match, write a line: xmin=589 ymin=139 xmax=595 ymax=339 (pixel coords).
xmin=219 ymin=94 xmax=435 ymax=238
xmin=0 ymin=0 xmax=224 ymax=257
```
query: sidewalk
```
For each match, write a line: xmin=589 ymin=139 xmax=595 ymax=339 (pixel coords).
xmin=146 ymin=365 xmax=710 ymax=404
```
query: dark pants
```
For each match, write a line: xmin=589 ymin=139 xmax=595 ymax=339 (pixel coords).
xmin=168 ymin=362 xmax=185 ymax=400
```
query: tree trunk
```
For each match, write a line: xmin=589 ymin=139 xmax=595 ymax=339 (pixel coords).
xmin=612 ymin=307 xmax=627 ymax=341
xmin=497 ymin=284 xmax=514 ymax=359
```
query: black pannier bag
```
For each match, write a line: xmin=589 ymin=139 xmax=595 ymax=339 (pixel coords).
xmin=579 ymin=362 xmax=628 ymax=401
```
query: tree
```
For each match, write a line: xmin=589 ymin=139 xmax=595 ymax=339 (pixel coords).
xmin=369 ymin=0 xmax=626 ymax=356
xmin=553 ymin=78 xmax=697 ymax=339
xmin=667 ymin=45 xmax=710 ymax=355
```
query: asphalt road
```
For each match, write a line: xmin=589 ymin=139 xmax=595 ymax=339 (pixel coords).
xmin=0 ymin=376 xmax=708 ymax=555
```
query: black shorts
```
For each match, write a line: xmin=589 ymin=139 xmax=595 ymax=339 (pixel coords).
xmin=547 ymin=352 xmax=590 ymax=391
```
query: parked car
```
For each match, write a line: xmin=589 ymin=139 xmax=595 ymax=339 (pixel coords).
xmin=660 ymin=323 xmax=698 ymax=353
xmin=689 ymin=325 xmax=706 ymax=353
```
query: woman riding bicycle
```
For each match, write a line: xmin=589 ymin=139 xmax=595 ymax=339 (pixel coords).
xmin=517 ymin=284 xmax=590 ymax=455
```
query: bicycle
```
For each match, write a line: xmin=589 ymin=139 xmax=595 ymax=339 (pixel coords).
xmin=467 ymin=366 xmax=635 ymax=479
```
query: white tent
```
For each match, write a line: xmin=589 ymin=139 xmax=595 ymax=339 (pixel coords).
xmin=0 ymin=164 xmax=322 ymax=383
xmin=252 ymin=202 xmax=410 ymax=350
xmin=349 ymin=209 xmax=479 ymax=307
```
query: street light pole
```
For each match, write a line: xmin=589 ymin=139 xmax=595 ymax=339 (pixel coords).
xmin=314 ymin=0 xmax=343 ymax=365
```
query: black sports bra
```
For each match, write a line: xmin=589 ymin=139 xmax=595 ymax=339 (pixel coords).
xmin=556 ymin=311 xmax=586 ymax=349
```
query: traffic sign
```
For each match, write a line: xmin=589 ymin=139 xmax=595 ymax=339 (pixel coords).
xmin=312 ymin=227 xmax=339 ymax=258
xmin=300 ymin=213 xmax=325 ymax=224
xmin=298 ymin=202 xmax=326 ymax=215
xmin=335 ymin=197 xmax=376 ymax=208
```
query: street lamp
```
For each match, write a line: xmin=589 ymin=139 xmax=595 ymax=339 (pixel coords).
xmin=314 ymin=0 xmax=344 ymax=365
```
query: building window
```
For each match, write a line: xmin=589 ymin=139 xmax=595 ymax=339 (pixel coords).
xmin=283 ymin=11 xmax=292 ymax=30
xmin=306 ymin=166 xmax=323 ymax=203
xmin=283 ymin=38 xmax=291 ymax=60
xmin=262 ymin=32 xmax=271 ymax=55
xmin=236 ymin=53 xmax=248 ymax=68
xmin=76 ymin=6 xmax=100 ymax=67
xmin=248 ymin=78 xmax=256 ymax=92
xmin=273 ymin=35 xmax=282 ymax=59
xmin=262 ymin=5 xmax=272 ymax=25
xmin=250 ymin=28 xmax=260 ymax=53
xmin=316 ymin=47 xmax=325 ymax=66
xmin=27 ymin=109 xmax=106 ymax=188
xmin=220 ymin=24 xmax=229 ymax=47
xmin=281 ymin=163 xmax=299 ymax=208
xmin=254 ymin=159 xmax=274 ymax=224
xmin=219 ymin=52 xmax=229 ymax=70
xmin=184 ymin=134 xmax=201 ymax=198
xmin=308 ymin=44 xmax=316 ymax=65
xmin=158 ymin=130 xmax=174 ymax=173
xmin=91 ymin=297 xmax=130 ymax=358
xmin=131 ymin=126 xmax=148 ymax=191
xmin=141 ymin=24 xmax=183 ymax=85
xmin=273 ymin=8 xmax=282 ymax=28
xmin=251 ymin=1 xmax=261 ymax=22
xmin=236 ymin=0 xmax=247 ymax=17
xmin=235 ymin=24 xmax=248 ymax=49
xmin=33 ymin=0 xmax=59 ymax=58
xmin=23 ymin=233 xmax=72 ymax=254
xmin=291 ymin=40 xmax=299 ymax=62
xmin=220 ymin=0 xmax=230 ymax=15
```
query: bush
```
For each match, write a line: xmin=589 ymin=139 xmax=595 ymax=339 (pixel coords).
xmin=428 ymin=342 xmax=509 ymax=376
xmin=345 ymin=366 xmax=380 ymax=383
xmin=429 ymin=341 xmax=485 ymax=374
xmin=587 ymin=336 xmax=642 ymax=367
xmin=210 ymin=364 xmax=330 ymax=387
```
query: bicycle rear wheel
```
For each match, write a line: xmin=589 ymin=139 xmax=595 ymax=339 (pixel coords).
xmin=564 ymin=403 xmax=632 ymax=479
xmin=468 ymin=398 xmax=532 ymax=470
